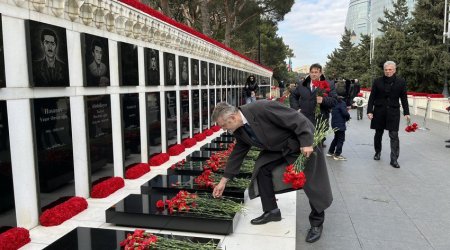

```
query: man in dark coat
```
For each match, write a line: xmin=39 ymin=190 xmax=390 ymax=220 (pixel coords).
xmin=367 ymin=61 xmax=410 ymax=168
xmin=211 ymin=101 xmax=333 ymax=243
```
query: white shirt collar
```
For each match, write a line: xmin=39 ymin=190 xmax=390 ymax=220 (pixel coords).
xmin=239 ymin=110 xmax=248 ymax=125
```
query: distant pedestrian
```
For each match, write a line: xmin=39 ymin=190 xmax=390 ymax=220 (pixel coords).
xmin=352 ymin=93 xmax=367 ymax=120
xmin=244 ymin=75 xmax=258 ymax=104
xmin=327 ymin=89 xmax=350 ymax=160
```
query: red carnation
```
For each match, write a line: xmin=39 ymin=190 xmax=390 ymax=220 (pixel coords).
xmin=211 ymin=125 xmax=221 ymax=132
xmin=182 ymin=138 xmax=197 ymax=148
xmin=282 ymin=165 xmax=306 ymax=190
xmin=125 ymin=163 xmax=150 ymax=179
xmin=194 ymin=132 xmax=206 ymax=141
xmin=203 ymin=129 xmax=213 ymax=136
xmin=149 ymin=153 xmax=170 ymax=166
xmin=40 ymin=197 xmax=88 ymax=226
xmin=168 ymin=144 xmax=186 ymax=156
xmin=91 ymin=177 xmax=125 ymax=198
xmin=0 ymin=227 xmax=31 ymax=249
xmin=156 ymin=200 xmax=165 ymax=209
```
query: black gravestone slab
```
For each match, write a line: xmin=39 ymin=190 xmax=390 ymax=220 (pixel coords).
xmin=0 ymin=15 xmax=5 ymax=88
xmin=179 ymin=56 xmax=189 ymax=86
xmin=221 ymin=132 xmax=234 ymax=137
xmin=200 ymin=143 xmax=228 ymax=152
xmin=26 ymin=20 xmax=70 ymax=87
xmin=145 ymin=48 xmax=160 ymax=86
xmin=212 ymin=136 xmax=235 ymax=143
xmin=191 ymin=59 xmax=199 ymax=85
xmin=118 ymin=42 xmax=138 ymax=86
xmin=180 ymin=90 xmax=190 ymax=140
xmin=81 ymin=33 xmax=110 ymax=87
xmin=164 ymin=52 xmax=176 ymax=85
xmin=209 ymin=63 xmax=215 ymax=85
xmin=0 ymin=102 xmax=14 ymax=223
xmin=43 ymin=227 xmax=220 ymax=250
xmin=191 ymin=90 xmax=200 ymax=134
xmin=165 ymin=91 xmax=177 ymax=147
xmin=226 ymin=67 xmax=230 ymax=86
xmin=86 ymin=95 xmax=113 ymax=178
xmin=222 ymin=89 xmax=227 ymax=102
xmin=215 ymin=65 xmax=221 ymax=85
xmin=201 ymin=89 xmax=208 ymax=129
xmin=141 ymin=174 xmax=246 ymax=199
xmin=33 ymin=98 xmax=74 ymax=192
xmin=147 ymin=92 xmax=161 ymax=156
xmin=105 ymin=192 xmax=241 ymax=235
xmin=201 ymin=61 xmax=208 ymax=85
xmin=121 ymin=93 xmax=140 ymax=167
xmin=209 ymin=90 xmax=215 ymax=126
xmin=187 ymin=151 xmax=212 ymax=161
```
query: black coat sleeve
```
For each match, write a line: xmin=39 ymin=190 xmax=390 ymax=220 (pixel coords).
xmin=290 ymin=86 xmax=301 ymax=111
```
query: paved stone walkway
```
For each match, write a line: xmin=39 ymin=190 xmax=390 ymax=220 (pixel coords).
xmin=296 ymin=109 xmax=450 ymax=250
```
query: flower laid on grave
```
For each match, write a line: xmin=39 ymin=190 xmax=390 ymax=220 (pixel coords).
xmin=0 ymin=227 xmax=31 ymax=249
xmin=193 ymin=132 xmax=207 ymax=141
xmin=210 ymin=125 xmax=221 ymax=132
xmin=405 ymin=118 xmax=418 ymax=133
xmin=446 ymin=106 xmax=450 ymax=112
xmin=156 ymin=190 xmax=245 ymax=219
xmin=168 ymin=144 xmax=185 ymax=156
xmin=185 ymin=169 xmax=250 ymax=190
xmin=181 ymin=138 xmax=197 ymax=148
xmin=119 ymin=229 xmax=219 ymax=250
xmin=125 ymin=163 xmax=150 ymax=179
xmin=283 ymin=118 xmax=333 ymax=190
xmin=149 ymin=153 xmax=170 ymax=166
xmin=39 ymin=197 xmax=88 ymax=226
xmin=91 ymin=177 xmax=125 ymax=198
xmin=311 ymin=80 xmax=331 ymax=118
xmin=203 ymin=129 xmax=214 ymax=136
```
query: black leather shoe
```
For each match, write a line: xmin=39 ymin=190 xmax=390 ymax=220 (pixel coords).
xmin=390 ymin=161 xmax=400 ymax=168
xmin=446 ymin=145 xmax=450 ymax=148
xmin=305 ymin=225 xmax=323 ymax=243
xmin=250 ymin=209 xmax=281 ymax=225
xmin=373 ymin=152 xmax=381 ymax=161
xmin=445 ymin=139 xmax=450 ymax=143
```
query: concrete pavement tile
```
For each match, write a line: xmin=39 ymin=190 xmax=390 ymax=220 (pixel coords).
xmin=360 ymin=238 xmax=433 ymax=250
xmin=297 ymin=210 xmax=357 ymax=239
xmin=413 ymin=218 xmax=450 ymax=247
xmin=296 ymin=235 xmax=362 ymax=250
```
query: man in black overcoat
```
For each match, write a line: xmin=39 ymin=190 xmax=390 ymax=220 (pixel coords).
xmin=367 ymin=61 xmax=410 ymax=168
xmin=211 ymin=101 xmax=333 ymax=243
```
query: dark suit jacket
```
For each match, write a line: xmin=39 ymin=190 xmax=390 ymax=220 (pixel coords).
xmin=367 ymin=75 xmax=409 ymax=131
xmin=32 ymin=58 xmax=68 ymax=87
xmin=223 ymin=100 xmax=333 ymax=212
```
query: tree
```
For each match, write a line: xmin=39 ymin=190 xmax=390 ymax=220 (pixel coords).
xmin=378 ymin=0 xmax=411 ymax=33
xmin=325 ymin=29 xmax=356 ymax=79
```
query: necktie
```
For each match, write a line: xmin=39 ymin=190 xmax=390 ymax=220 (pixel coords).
xmin=243 ymin=123 xmax=262 ymax=145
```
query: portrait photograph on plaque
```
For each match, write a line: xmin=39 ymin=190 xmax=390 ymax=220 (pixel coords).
xmin=164 ymin=52 xmax=176 ymax=85
xmin=145 ymin=48 xmax=160 ymax=86
xmin=192 ymin=90 xmax=200 ymax=134
xmin=179 ymin=56 xmax=189 ymax=86
xmin=85 ymin=95 xmax=113 ymax=186
xmin=191 ymin=59 xmax=199 ymax=85
xmin=33 ymin=97 xmax=75 ymax=212
xmin=0 ymin=15 xmax=5 ymax=88
xmin=147 ymin=92 xmax=162 ymax=156
xmin=180 ymin=90 xmax=190 ymax=140
xmin=0 ymin=101 xmax=16 ymax=227
xmin=209 ymin=63 xmax=215 ymax=85
xmin=26 ymin=20 xmax=69 ymax=87
xmin=118 ymin=42 xmax=138 ymax=86
xmin=121 ymin=93 xmax=141 ymax=168
xmin=201 ymin=61 xmax=207 ymax=85
xmin=201 ymin=90 xmax=208 ymax=129
xmin=216 ymin=65 xmax=221 ymax=85
xmin=165 ymin=91 xmax=178 ymax=147
xmin=81 ymin=33 xmax=110 ymax=87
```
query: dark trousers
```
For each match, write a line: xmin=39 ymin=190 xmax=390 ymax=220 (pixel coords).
xmin=374 ymin=129 xmax=399 ymax=162
xmin=257 ymin=158 xmax=284 ymax=212
xmin=357 ymin=107 xmax=363 ymax=120
xmin=309 ymin=202 xmax=325 ymax=227
xmin=329 ymin=130 xmax=345 ymax=156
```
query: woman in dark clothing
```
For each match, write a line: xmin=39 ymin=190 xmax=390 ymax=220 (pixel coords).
xmin=244 ymin=75 xmax=258 ymax=103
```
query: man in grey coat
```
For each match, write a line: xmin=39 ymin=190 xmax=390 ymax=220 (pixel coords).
xmin=211 ymin=100 xmax=333 ymax=243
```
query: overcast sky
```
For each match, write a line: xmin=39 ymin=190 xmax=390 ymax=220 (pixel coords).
xmin=277 ymin=0 xmax=349 ymax=68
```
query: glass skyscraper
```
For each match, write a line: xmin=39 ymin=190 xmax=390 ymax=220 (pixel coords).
xmin=345 ymin=0 xmax=417 ymax=44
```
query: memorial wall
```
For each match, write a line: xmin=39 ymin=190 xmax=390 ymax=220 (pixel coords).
xmin=0 ymin=0 xmax=272 ymax=229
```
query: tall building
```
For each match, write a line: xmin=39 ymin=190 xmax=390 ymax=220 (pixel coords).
xmin=345 ymin=0 xmax=417 ymax=44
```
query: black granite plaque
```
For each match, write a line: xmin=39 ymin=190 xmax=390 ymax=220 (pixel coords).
xmin=81 ymin=33 xmax=110 ymax=87
xmin=146 ymin=92 xmax=162 ymax=156
xmin=0 ymin=102 xmax=15 ymax=226
xmin=212 ymin=136 xmax=235 ymax=144
xmin=232 ymin=69 xmax=237 ymax=85
xmin=165 ymin=91 xmax=177 ymax=147
xmin=86 ymin=95 xmax=113 ymax=184
xmin=43 ymin=227 xmax=221 ymax=250
xmin=121 ymin=93 xmax=140 ymax=168
xmin=141 ymin=174 xmax=246 ymax=199
xmin=33 ymin=98 xmax=74 ymax=192
xmin=222 ymin=88 xmax=227 ymax=102
xmin=216 ymin=65 xmax=221 ymax=85
xmin=0 ymin=15 xmax=5 ymax=88
xmin=187 ymin=150 xmax=212 ymax=161
xmin=180 ymin=90 xmax=189 ymax=140
xmin=164 ymin=52 xmax=176 ymax=85
xmin=179 ymin=56 xmax=189 ymax=86
xmin=209 ymin=89 xmax=215 ymax=126
xmin=201 ymin=61 xmax=208 ymax=85
xmin=191 ymin=58 xmax=199 ymax=85
xmin=200 ymin=143 xmax=228 ymax=152
xmin=191 ymin=90 xmax=200 ymax=134
xmin=118 ymin=42 xmax=138 ymax=86
xmin=216 ymin=88 xmax=221 ymax=103
xmin=105 ymin=191 xmax=241 ymax=235
xmin=209 ymin=63 xmax=215 ymax=85
xmin=226 ymin=66 xmax=230 ymax=86
xmin=26 ymin=20 xmax=69 ymax=87
xmin=201 ymin=89 xmax=208 ymax=129
xmin=145 ymin=48 xmax=160 ymax=86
